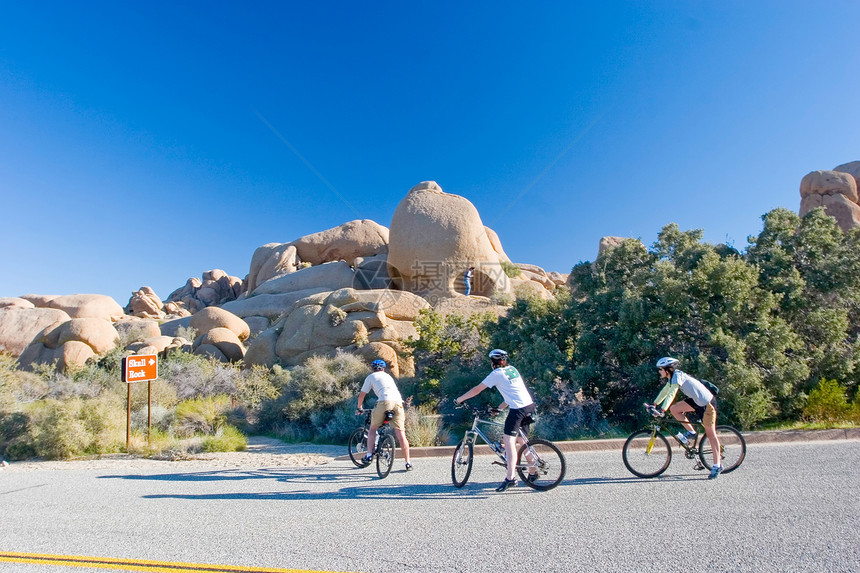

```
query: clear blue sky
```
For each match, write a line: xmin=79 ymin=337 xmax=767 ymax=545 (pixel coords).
xmin=2 ymin=2 xmax=858 ymax=305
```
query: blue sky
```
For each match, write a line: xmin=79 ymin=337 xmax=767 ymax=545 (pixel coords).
xmin=1 ymin=2 xmax=858 ymax=305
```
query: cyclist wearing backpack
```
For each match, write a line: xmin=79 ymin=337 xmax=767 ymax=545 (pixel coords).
xmin=646 ymin=357 xmax=723 ymax=479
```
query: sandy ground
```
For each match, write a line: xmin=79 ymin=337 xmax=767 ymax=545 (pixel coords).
xmin=0 ymin=436 xmax=343 ymax=472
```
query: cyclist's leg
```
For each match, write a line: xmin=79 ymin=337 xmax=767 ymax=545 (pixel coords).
xmin=669 ymin=401 xmax=697 ymax=434
xmin=702 ymin=403 xmax=721 ymax=467
xmin=389 ymin=402 xmax=411 ymax=465
xmin=365 ymin=425 xmax=378 ymax=457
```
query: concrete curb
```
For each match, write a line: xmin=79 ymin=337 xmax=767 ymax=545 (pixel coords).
xmin=335 ymin=427 xmax=860 ymax=460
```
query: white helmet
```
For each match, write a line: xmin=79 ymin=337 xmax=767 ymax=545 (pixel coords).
xmin=656 ymin=357 xmax=680 ymax=369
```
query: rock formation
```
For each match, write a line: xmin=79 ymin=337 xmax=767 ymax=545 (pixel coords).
xmin=0 ymin=299 xmax=71 ymax=356
xmin=799 ymin=162 xmax=860 ymax=232
xmin=387 ymin=181 xmax=511 ymax=300
xmin=164 ymin=269 xmax=244 ymax=315
xmin=126 ymin=287 xmax=165 ymax=319
xmin=18 ymin=318 xmax=119 ymax=371
xmin=244 ymin=288 xmax=428 ymax=377
xmin=245 ymin=220 xmax=389 ymax=295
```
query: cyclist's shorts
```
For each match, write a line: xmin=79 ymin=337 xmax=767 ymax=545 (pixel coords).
xmin=684 ymin=397 xmax=717 ymax=427
xmin=504 ymin=403 xmax=536 ymax=436
xmin=372 ymin=400 xmax=405 ymax=430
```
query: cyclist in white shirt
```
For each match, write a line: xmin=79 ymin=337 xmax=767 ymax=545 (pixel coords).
xmin=646 ymin=357 xmax=723 ymax=479
xmin=455 ymin=349 xmax=537 ymax=492
xmin=356 ymin=359 xmax=412 ymax=471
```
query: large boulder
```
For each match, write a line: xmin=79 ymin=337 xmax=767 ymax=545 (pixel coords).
xmin=245 ymin=220 xmax=389 ymax=295
xmin=0 ymin=297 xmax=35 ymax=310
xmin=189 ymin=307 xmax=250 ymax=341
xmin=126 ymin=287 xmax=164 ymax=318
xmin=221 ymin=288 xmax=330 ymax=319
xmin=246 ymin=243 xmax=299 ymax=294
xmin=243 ymin=288 xmax=427 ymax=377
xmin=387 ymin=181 xmax=511 ymax=300
xmin=23 ymin=294 xmax=124 ymax=322
xmin=0 ymin=306 xmax=71 ymax=356
xmin=18 ymin=318 xmax=119 ymax=371
xmin=193 ymin=327 xmax=245 ymax=362
xmin=293 ymin=219 xmax=389 ymax=266
xmin=252 ymin=261 xmax=356 ymax=296
xmin=834 ymin=161 xmax=860 ymax=192
xmin=800 ymin=170 xmax=860 ymax=232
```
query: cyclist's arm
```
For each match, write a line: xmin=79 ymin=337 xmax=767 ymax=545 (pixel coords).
xmin=653 ymin=381 xmax=678 ymax=411
xmin=357 ymin=391 xmax=368 ymax=411
xmin=455 ymin=383 xmax=488 ymax=405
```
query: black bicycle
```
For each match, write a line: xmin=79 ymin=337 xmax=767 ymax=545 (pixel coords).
xmin=451 ymin=404 xmax=566 ymax=491
xmin=622 ymin=404 xmax=746 ymax=478
xmin=348 ymin=408 xmax=396 ymax=478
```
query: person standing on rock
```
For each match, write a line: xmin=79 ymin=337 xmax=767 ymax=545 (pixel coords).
xmin=464 ymin=267 xmax=475 ymax=296
xmin=356 ymin=359 xmax=413 ymax=471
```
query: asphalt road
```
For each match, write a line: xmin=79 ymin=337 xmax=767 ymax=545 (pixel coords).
xmin=1 ymin=440 xmax=859 ymax=573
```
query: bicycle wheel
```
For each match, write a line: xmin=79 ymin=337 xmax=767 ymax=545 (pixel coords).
xmin=376 ymin=434 xmax=395 ymax=478
xmin=347 ymin=428 xmax=370 ymax=467
xmin=698 ymin=425 xmax=746 ymax=473
xmin=516 ymin=438 xmax=566 ymax=491
xmin=451 ymin=439 xmax=474 ymax=488
xmin=622 ymin=429 xmax=672 ymax=478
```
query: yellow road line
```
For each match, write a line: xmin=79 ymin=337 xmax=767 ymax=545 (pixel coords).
xmin=0 ymin=552 xmax=359 ymax=573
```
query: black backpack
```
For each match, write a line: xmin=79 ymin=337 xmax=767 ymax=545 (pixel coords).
xmin=701 ymin=379 xmax=719 ymax=396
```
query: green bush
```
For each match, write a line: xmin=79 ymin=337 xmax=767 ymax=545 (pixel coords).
xmin=201 ymin=424 xmax=247 ymax=452
xmin=803 ymin=378 xmax=851 ymax=422
xmin=174 ymin=395 xmax=232 ymax=437
xmin=500 ymin=261 xmax=522 ymax=278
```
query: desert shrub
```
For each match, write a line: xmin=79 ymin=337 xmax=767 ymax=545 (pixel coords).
xmin=310 ymin=400 xmax=357 ymax=443
xmin=257 ymin=352 xmax=367 ymax=441
xmin=0 ymin=395 xmax=127 ymax=460
xmin=175 ymin=326 xmax=198 ymax=342
xmin=803 ymin=378 xmax=851 ymax=422
xmin=173 ymin=395 xmax=232 ymax=437
xmin=404 ymin=400 xmax=449 ymax=446
xmin=160 ymin=352 xmax=239 ymax=399
xmin=500 ymin=261 xmax=522 ymax=278
xmin=131 ymin=404 xmax=174 ymax=432
xmin=201 ymin=424 xmax=247 ymax=452
xmin=235 ymin=365 xmax=280 ymax=412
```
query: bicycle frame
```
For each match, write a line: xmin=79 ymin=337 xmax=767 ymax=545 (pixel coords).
xmin=643 ymin=418 xmax=705 ymax=459
xmin=460 ymin=410 xmax=534 ymax=470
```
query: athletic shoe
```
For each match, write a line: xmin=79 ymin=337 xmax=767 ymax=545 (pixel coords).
xmin=526 ymin=473 xmax=538 ymax=483
xmin=405 ymin=463 xmax=413 ymax=471
xmin=495 ymin=478 xmax=517 ymax=492
xmin=708 ymin=465 xmax=722 ymax=480
xmin=362 ymin=454 xmax=373 ymax=464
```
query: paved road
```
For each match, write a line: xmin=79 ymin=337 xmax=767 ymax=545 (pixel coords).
xmin=1 ymin=440 xmax=859 ymax=573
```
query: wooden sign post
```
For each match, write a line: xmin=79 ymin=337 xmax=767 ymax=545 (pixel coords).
xmin=122 ymin=354 xmax=158 ymax=450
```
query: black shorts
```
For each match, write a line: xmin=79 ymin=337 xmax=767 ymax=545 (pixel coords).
xmin=683 ymin=397 xmax=717 ymax=422
xmin=504 ymin=403 xmax=536 ymax=436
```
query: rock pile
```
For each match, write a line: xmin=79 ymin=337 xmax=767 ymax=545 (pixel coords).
xmin=800 ymin=161 xmax=860 ymax=232
xmin=1 ymin=181 xmax=572 ymax=373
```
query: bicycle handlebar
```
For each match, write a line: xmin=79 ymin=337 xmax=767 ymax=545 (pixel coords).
xmin=643 ymin=403 xmax=665 ymax=418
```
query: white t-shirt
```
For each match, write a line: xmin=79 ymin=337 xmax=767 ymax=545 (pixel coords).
xmin=655 ymin=370 xmax=714 ymax=409
xmin=480 ymin=366 xmax=533 ymax=409
xmin=360 ymin=371 xmax=403 ymax=403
